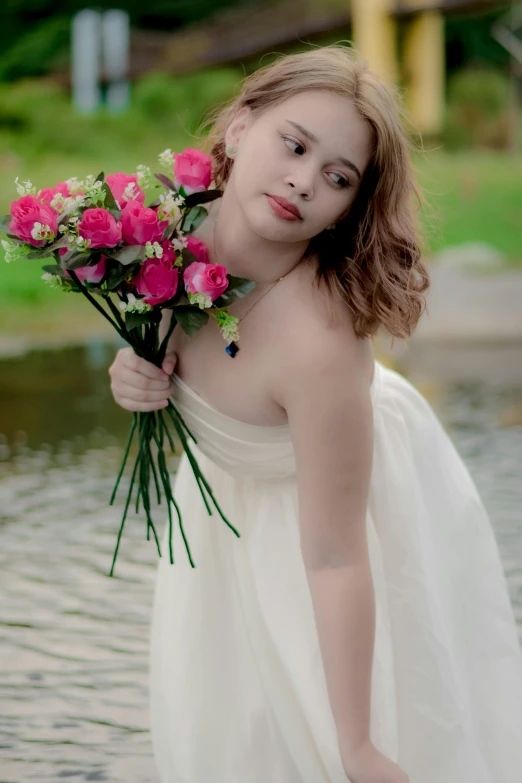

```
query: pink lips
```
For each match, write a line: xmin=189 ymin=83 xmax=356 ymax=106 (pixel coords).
xmin=266 ymin=195 xmax=302 ymax=221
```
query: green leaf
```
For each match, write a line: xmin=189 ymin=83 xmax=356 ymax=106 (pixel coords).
xmin=95 ymin=171 xmax=105 ymax=183
xmin=155 ymin=173 xmax=176 ymax=192
xmin=41 ymin=263 xmax=66 ymax=276
xmin=25 ymin=248 xmax=54 ymax=260
xmin=181 ymin=205 xmax=208 ymax=234
xmin=214 ymin=275 xmax=256 ymax=307
xmin=61 ymin=250 xmax=96 ymax=269
xmin=173 ymin=305 xmax=209 ymax=336
xmin=111 ymin=245 xmax=146 ymax=265
xmin=183 ymin=188 xmax=223 ymax=208
xmin=101 ymin=180 xmax=119 ymax=212
xmin=125 ymin=311 xmax=156 ymax=331
xmin=161 ymin=221 xmax=178 ymax=243
xmin=180 ymin=247 xmax=201 ymax=270
xmin=104 ymin=263 xmax=136 ymax=290
xmin=46 ymin=235 xmax=71 ymax=253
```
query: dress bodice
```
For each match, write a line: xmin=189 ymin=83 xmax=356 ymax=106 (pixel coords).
xmin=169 ymin=361 xmax=382 ymax=481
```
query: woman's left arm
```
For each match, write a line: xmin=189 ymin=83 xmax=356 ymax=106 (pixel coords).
xmin=281 ymin=330 xmax=376 ymax=757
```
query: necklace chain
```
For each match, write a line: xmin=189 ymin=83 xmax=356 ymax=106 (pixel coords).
xmin=212 ymin=215 xmax=286 ymax=326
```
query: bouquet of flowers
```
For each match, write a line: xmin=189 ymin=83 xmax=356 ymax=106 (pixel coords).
xmin=0 ymin=147 xmax=255 ymax=575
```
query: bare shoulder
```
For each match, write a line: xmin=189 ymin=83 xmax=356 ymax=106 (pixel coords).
xmin=272 ymin=259 xmax=375 ymax=409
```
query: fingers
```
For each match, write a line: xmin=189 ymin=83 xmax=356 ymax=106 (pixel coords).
xmin=112 ymin=365 xmax=171 ymax=394
xmin=116 ymin=396 xmax=170 ymax=412
xmin=162 ymin=350 xmax=178 ymax=377
xmin=121 ymin=346 xmax=170 ymax=382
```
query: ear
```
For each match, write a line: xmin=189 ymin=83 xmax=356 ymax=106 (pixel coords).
xmin=225 ymin=105 xmax=253 ymax=151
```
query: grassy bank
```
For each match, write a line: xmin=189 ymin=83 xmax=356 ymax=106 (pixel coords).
xmin=1 ymin=130 xmax=521 ymax=339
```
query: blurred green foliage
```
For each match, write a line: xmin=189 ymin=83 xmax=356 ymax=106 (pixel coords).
xmin=442 ymin=66 xmax=516 ymax=149
xmin=0 ymin=0 xmax=255 ymax=82
xmin=0 ymin=66 xmax=240 ymax=159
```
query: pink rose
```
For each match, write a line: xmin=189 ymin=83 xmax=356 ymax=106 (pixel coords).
xmin=78 ymin=208 xmax=122 ymax=248
xmin=173 ymin=148 xmax=213 ymax=195
xmin=120 ymin=199 xmax=163 ymax=246
xmin=38 ymin=181 xmax=71 ymax=207
xmin=183 ymin=261 xmax=229 ymax=301
xmin=185 ymin=235 xmax=210 ymax=265
xmin=132 ymin=257 xmax=179 ymax=306
xmin=105 ymin=173 xmax=145 ymax=208
xmin=9 ymin=195 xmax=59 ymax=247
xmin=160 ymin=239 xmax=177 ymax=265
xmin=64 ymin=255 xmax=107 ymax=284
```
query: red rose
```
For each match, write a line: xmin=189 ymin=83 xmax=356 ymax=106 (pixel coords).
xmin=132 ymin=257 xmax=179 ymax=306
xmin=121 ymin=199 xmax=163 ymax=246
xmin=173 ymin=148 xmax=213 ymax=194
xmin=77 ymin=208 xmax=122 ymax=248
xmin=9 ymin=195 xmax=59 ymax=247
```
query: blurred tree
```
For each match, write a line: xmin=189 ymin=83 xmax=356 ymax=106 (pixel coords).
xmin=446 ymin=8 xmax=511 ymax=78
xmin=0 ymin=0 xmax=257 ymax=81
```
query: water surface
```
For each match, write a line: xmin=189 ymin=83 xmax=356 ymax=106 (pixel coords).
xmin=1 ymin=340 xmax=521 ymax=782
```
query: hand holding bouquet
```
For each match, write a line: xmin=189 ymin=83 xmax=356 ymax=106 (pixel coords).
xmin=1 ymin=147 xmax=255 ymax=575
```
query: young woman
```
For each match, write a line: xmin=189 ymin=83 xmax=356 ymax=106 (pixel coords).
xmin=108 ymin=45 xmax=522 ymax=783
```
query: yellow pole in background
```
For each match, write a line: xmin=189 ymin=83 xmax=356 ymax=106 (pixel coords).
xmin=403 ymin=5 xmax=445 ymax=135
xmin=350 ymin=0 xmax=399 ymax=85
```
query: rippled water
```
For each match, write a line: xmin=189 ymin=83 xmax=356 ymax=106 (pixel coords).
xmin=1 ymin=341 xmax=521 ymax=782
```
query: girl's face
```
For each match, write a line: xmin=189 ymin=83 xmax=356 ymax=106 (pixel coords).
xmin=224 ymin=88 xmax=374 ymax=243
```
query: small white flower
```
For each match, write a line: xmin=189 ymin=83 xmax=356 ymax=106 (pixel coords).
xmin=15 ymin=177 xmax=38 ymax=196
xmin=31 ymin=222 xmax=55 ymax=242
xmin=159 ymin=148 xmax=175 ymax=167
xmin=157 ymin=194 xmax=182 ymax=224
xmin=222 ymin=322 xmax=239 ymax=342
xmin=122 ymin=182 xmax=138 ymax=202
xmin=171 ymin=235 xmax=188 ymax=251
xmin=75 ymin=235 xmax=91 ymax=250
xmin=136 ymin=164 xmax=153 ymax=188
xmin=65 ymin=177 xmax=84 ymax=195
xmin=50 ymin=193 xmax=67 ymax=213
xmin=188 ymin=291 xmax=213 ymax=310
xmin=41 ymin=272 xmax=62 ymax=288
xmin=145 ymin=241 xmax=163 ymax=259
xmin=119 ymin=292 xmax=152 ymax=313
xmin=2 ymin=239 xmax=31 ymax=264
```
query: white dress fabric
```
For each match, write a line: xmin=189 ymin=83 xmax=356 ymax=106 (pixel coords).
xmin=149 ymin=359 xmax=522 ymax=783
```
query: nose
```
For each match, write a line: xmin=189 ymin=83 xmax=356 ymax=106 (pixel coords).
xmin=284 ymin=163 xmax=314 ymax=199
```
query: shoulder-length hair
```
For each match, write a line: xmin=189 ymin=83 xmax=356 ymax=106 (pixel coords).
xmin=198 ymin=43 xmax=430 ymax=340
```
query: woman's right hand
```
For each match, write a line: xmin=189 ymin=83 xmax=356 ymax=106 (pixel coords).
xmin=341 ymin=739 xmax=409 ymax=783
xmin=108 ymin=346 xmax=178 ymax=412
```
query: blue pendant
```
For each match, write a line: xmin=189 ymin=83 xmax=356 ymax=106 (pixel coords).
xmin=225 ymin=341 xmax=240 ymax=358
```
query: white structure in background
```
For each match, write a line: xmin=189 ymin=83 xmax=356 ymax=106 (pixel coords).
xmin=102 ymin=10 xmax=131 ymax=111
xmin=72 ymin=8 xmax=130 ymax=113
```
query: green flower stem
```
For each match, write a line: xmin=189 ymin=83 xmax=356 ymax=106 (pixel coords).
xmin=110 ymin=413 xmax=137 ymax=505
xmin=164 ymin=406 xmax=240 ymax=539
xmin=109 ymin=435 xmax=142 ymax=577
xmin=157 ymin=414 xmax=192 ymax=567
xmin=164 ymin=405 xmax=213 ymax=516
xmin=166 ymin=398 xmax=199 ymax=444
xmin=106 ymin=295 xmax=140 ymax=351
xmin=157 ymin=311 xmax=177 ymax=365
xmin=68 ymin=269 xmax=126 ymax=340
xmin=152 ymin=413 xmax=193 ymax=566
xmin=159 ymin=409 xmax=176 ymax=453
xmin=154 ymin=412 xmax=175 ymax=565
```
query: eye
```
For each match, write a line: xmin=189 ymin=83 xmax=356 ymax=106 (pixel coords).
xmin=282 ymin=135 xmax=305 ymax=155
xmin=329 ymin=172 xmax=350 ymax=189
xmin=280 ymin=135 xmax=351 ymax=188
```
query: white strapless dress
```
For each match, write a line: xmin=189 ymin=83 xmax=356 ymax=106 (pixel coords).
xmin=148 ymin=359 xmax=522 ymax=783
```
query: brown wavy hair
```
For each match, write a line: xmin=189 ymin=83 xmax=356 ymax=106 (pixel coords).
xmin=197 ymin=43 xmax=430 ymax=341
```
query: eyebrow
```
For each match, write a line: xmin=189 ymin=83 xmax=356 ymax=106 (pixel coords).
xmin=284 ymin=119 xmax=362 ymax=180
